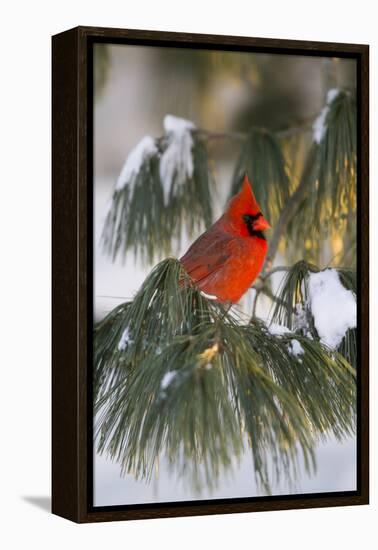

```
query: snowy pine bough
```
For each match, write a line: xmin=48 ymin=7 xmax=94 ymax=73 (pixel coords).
xmin=101 ymin=114 xmax=213 ymax=264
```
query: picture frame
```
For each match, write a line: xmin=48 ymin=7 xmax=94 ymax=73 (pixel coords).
xmin=52 ymin=26 xmax=369 ymax=523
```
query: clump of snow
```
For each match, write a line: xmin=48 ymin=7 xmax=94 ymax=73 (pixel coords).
xmin=307 ymin=269 xmax=356 ymax=349
xmin=115 ymin=135 xmax=158 ymax=192
xmin=159 ymin=115 xmax=195 ymax=205
xmin=164 ymin=114 xmax=195 ymax=134
xmin=312 ymin=88 xmax=340 ymax=144
xmin=313 ymin=109 xmax=328 ymax=144
xmin=268 ymin=323 xmax=292 ymax=337
xmin=161 ymin=370 xmax=177 ymax=390
xmin=118 ymin=327 xmax=132 ymax=351
xmin=200 ymin=290 xmax=218 ymax=300
xmin=288 ymin=339 xmax=304 ymax=357
xmin=326 ymin=88 xmax=340 ymax=104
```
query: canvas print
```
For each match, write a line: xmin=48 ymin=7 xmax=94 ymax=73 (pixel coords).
xmin=93 ymin=43 xmax=357 ymax=507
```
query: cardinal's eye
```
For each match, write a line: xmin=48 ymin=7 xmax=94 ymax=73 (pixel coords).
xmin=243 ymin=213 xmax=262 ymax=225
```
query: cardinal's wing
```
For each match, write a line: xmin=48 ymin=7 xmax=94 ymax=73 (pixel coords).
xmin=180 ymin=229 xmax=236 ymax=284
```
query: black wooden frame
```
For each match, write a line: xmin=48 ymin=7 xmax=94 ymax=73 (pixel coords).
xmin=52 ymin=26 xmax=369 ymax=523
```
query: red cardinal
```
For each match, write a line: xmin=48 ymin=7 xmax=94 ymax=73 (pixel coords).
xmin=180 ymin=175 xmax=270 ymax=303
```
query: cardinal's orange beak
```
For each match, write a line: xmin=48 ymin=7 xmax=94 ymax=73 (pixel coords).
xmin=254 ymin=215 xmax=271 ymax=231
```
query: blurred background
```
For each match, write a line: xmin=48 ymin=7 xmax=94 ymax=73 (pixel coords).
xmin=93 ymin=43 xmax=356 ymax=506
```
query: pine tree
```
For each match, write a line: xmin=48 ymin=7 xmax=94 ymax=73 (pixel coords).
xmin=95 ymin=80 xmax=357 ymax=493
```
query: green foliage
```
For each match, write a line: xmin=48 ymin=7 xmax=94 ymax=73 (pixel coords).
xmin=95 ymin=259 xmax=356 ymax=493
xmin=316 ymin=90 xmax=357 ymax=221
xmin=271 ymin=260 xmax=319 ymax=332
xmin=101 ymin=154 xmax=163 ymax=263
xmin=231 ymin=128 xmax=290 ymax=224
xmin=286 ymin=90 xmax=357 ymax=265
xmin=101 ymin=135 xmax=213 ymax=264
xmin=94 ymin=258 xmax=218 ymax=401
xmin=334 ymin=267 xmax=357 ymax=368
xmin=166 ymin=136 xmax=213 ymax=245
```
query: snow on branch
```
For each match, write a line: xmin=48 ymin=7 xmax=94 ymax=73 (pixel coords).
xmin=312 ymin=88 xmax=340 ymax=144
xmin=308 ymin=269 xmax=356 ymax=349
xmin=271 ymin=261 xmax=357 ymax=364
xmin=115 ymin=135 xmax=158 ymax=193
xmin=101 ymin=115 xmax=212 ymax=264
xmin=160 ymin=115 xmax=196 ymax=205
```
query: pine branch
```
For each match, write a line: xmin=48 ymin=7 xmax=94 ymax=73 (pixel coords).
xmin=265 ymin=146 xmax=318 ymax=269
xmin=284 ymin=90 xmax=357 ymax=265
xmin=316 ymin=90 xmax=356 ymax=219
xmin=101 ymin=130 xmax=213 ymax=264
xmin=94 ymin=258 xmax=356 ymax=493
xmin=230 ymin=128 xmax=291 ymax=225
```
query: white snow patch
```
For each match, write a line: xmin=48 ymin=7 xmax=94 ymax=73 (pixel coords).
xmin=288 ymin=339 xmax=304 ymax=357
xmin=200 ymin=290 xmax=218 ymax=300
xmin=159 ymin=115 xmax=195 ymax=205
xmin=313 ymin=107 xmax=329 ymax=144
xmin=161 ymin=370 xmax=177 ymax=390
xmin=312 ymin=88 xmax=340 ymax=144
xmin=268 ymin=323 xmax=292 ymax=337
xmin=327 ymin=88 xmax=340 ymax=104
xmin=115 ymin=136 xmax=157 ymax=192
xmin=118 ymin=327 xmax=132 ymax=351
xmin=164 ymin=114 xmax=195 ymax=134
xmin=308 ymin=269 xmax=356 ymax=349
